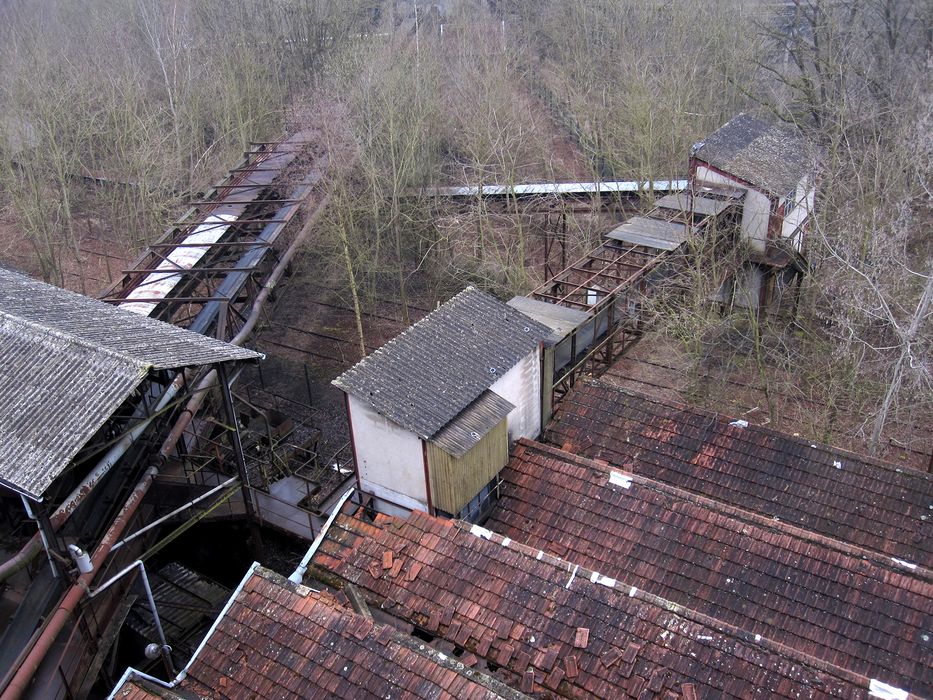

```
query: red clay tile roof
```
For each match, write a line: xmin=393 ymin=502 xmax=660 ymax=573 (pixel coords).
xmin=546 ymin=379 xmax=932 ymax=562
xmin=110 ymin=679 xmax=184 ymax=699
xmin=310 ymin=511 xmax=876 ymax=699
xmin=171 ymin=566 xmax=523 ymax=700
xmin=486 ymin=440 xmax=933 ymax=697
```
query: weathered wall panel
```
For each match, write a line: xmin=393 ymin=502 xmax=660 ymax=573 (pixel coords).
xmin=347 ymin=394 xmax=427 ymax=513
xmin=427 ymin=419 xmax=508 ymax=515
xmin=490 ymin=348 xmax=541 ymax=442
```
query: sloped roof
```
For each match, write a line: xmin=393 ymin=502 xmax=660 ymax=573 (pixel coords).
xmin=0 ymin=267 xmax=260 ymax=499
xmin=506 ymin=296 xmax=590 ymax=345
xmin=487 ymin=440 xmax=933 ymax=697
xmin=605 ymin=216 xmax=688 ymax=251
xmin=173 ymin=566 xmax=523 ymax=700
xmin=334 ymin=287 xmax=548 ymax=439
xmin=693 ymin=113 xmax=810 ymax=195
xmin=311 ymin=511 xmax=871 ymax=698
xmin=430 ymin=390 xmax=514 ymax=458
xmin=545 ymin=379 xmax=933 ymax=564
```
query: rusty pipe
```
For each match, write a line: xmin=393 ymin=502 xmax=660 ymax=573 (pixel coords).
xmin=0 ymin=467 xmax=158 ymax=700
xmin=0 ymin=373 xmax=188 ymax=584
xmin=1 ymin=185 xmax=329 ymax=692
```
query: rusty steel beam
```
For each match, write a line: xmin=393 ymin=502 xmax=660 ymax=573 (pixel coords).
xmin=118 ymin=266 xmax=265 ymax=275
xmin=146 ymin=240 xmax=270 ymax=249
xmin=169 ymin=218 xmax=290 ymax=226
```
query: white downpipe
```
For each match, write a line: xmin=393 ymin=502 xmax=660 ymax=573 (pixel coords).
xmin=288 ymin=487 xmax=354 ymax=584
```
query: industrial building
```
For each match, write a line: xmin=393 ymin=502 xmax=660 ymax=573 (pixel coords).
xmin=1 ymin=112 xmax=927 ymax=699
xmin=333 ymin=287 xmax=550 ymax=519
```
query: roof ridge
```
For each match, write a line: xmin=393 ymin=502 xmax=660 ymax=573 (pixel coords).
xmin=333 ymin=286 xmax=549 ymax=438
xmin=520 ymin=437 xmax=933 ymax=581
xmin=0 ymin=309 xmax=150 ymax=372
xmin=448 ymin=516 xmax=882 ymax=696
xmin=583 ymin=377 xmax=931 ymax=480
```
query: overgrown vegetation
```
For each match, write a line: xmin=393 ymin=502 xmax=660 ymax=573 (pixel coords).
xmin=0 ymin=0 xmax=929 ymax=461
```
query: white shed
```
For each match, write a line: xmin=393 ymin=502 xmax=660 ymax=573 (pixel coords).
xmin=333 ymin=287 xmax=549 ymax=519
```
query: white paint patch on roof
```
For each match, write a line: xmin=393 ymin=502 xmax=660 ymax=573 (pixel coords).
xmin=868 ymin=679 xmax=908 ymax=700
xmin=565 ymin=564 xmax=579 ymax=589
xmin=470 ymin=524 xmax=493 ymax=540
xmin=891 ymin=558 xmax=917 ymax=571
xmin=589 ymin=572 xmax=616 ymax=588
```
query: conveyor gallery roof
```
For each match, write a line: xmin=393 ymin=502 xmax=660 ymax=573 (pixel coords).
xmin=424 ymin=179 xmax=688 ymax=198
xmin=0 ymin=267 xmax=260 ymax=499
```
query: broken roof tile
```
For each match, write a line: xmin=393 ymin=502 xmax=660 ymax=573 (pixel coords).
xmin=310 ymin=511 xmax=872 ymax=699
xmin=114 ymin=566 xmax=522 ymax=700
xmin=491 ymin=439 xmax=933 ymax=696
xmin=574 ymin=627 xmax=589 ymax=649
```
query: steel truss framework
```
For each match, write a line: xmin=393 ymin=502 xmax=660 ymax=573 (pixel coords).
xmin=100 ymin=135 xmax=324 ymax=343
xmin=533 ymin=186 xmax=744 ymax=410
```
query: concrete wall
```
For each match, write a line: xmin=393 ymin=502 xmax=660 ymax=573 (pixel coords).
xmin=490 ymin=347 xmax=542 ymax=442
xmin=695 ymin=164 xmax=772 ymax=254
xmin=347 ymin=394 xmax=427 ymax=513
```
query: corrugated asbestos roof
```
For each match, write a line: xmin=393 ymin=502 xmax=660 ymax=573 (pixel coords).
xmin=693 ymin=113 xmax=810 ymax=195
xmin=545 ymin=379 xmax=933 ymax=564
xmin=0 ymin=267 xmax=259 ymax=368
xmin=177 ymin=567 xmax=524 ymax=700
xmin=488 ymin=440 xmax=933 ymax=697
xmin=605 ymin=216 xmax=688 ymax=251
xmin=334 ymin=287 xmax=549 ymax=439
xmin=655 ymin=191 xmax=737 ymax=218
xmin=311 ymin=511 xmax=870 ymax=698
xmin=429 ymin=390 xmax=514 ymax=458
xmin=0 ymin=267 xmax=260 ymax=499
xmin=506 ymin=296 xmax=590 ymax=344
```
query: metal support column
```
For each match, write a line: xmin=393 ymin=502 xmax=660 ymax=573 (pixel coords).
xmin=216 ymin=363 xmax=263 ymax=558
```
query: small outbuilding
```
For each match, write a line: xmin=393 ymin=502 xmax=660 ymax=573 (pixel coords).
xmin=333 ymin=287 xmax=549 ymax=519
xmin=691 ymin=113 xmax=815 ymax=312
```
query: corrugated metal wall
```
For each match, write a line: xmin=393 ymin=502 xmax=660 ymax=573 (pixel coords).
xmin=427 ymin=419 xmax=508 ymax=515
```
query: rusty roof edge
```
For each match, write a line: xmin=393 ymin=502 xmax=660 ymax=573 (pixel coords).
xmin=517 ymin=438 xmax=933 ymax=583
xmin=582 ymin=377 xmax=933 ymax=482
xmin=452 ymin=517 xmax=885 ymax=696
